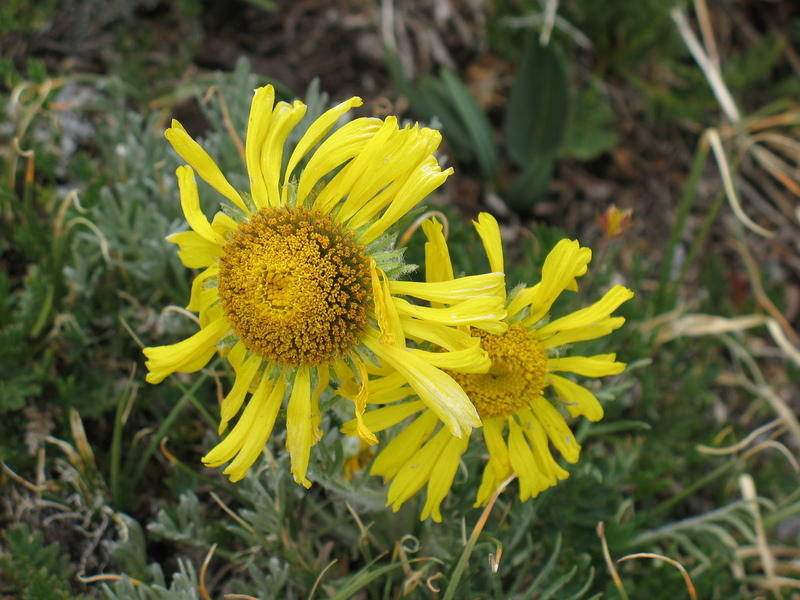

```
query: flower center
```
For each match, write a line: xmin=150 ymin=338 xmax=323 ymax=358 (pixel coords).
xmin=449 ymin=325 xmax=547 ymax=419
xmin=217 ymin=206 xmax=371 ymax=367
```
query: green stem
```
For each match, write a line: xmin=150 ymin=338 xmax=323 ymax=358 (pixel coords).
xmin=443 ymin=476 xmax=512 ymax=600
xmin=110 ymin=384 xmax=130 ymax=507
xmin=633 ymin=457 xmax=739 ymax=527
xmin=655 ymin=140 xmax=709 ymax=312
xmin=678 ymin=191 xmax=726 ymax=285
xmin=132 ymin=372 xmax=209 ymax=487
xmin=170 ymin=374 xmax=218 ymax=428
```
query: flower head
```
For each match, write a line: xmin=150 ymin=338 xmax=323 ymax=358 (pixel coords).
xmin=143 ymin=87 xmax=507 ymax=486
xmin=598 ymin=204 xmax=633 ymax=239
xmin=346 ymin=214 xmax=633 ymax=520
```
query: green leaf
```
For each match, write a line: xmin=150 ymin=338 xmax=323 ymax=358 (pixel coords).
xmin=439 ymin=69 xmax=498 ymax=176
xmin=508 ymin=154 xmax=554 ymax=210
xmin=386 ymin=52 xmax=497 ymax=175
xmin=560 ymin=85 xmax=618 ymax=161
xmin=0 ymin=524 xmax=82 ymax=600
xmin=505 ymin=41 xmax=570 ymax=166
xmin=327 ymin=560 xmax=405 ymax=600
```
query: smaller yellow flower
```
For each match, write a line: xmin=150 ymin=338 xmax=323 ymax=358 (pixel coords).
xmin=598 ymin=204 xmax=633 ymax=239
xmin=344 ymin=213 xmax=634 ymax=521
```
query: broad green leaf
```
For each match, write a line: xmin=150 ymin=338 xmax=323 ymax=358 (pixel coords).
xmin=560 ymin=85 xmax=618 ymax=160
xmin=439 ymin=69 xmax=498 ymax=176
xmin=505 ymin=42 xmax=570 ymax=166
xmin=508 ymin=154 xmax=554 ymax=210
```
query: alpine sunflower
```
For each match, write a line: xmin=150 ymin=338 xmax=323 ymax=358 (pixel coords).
xmin=344 ymin=213 xmax=633 ymax=520
xmin=143 ymin=87 xmax=507 ymax=486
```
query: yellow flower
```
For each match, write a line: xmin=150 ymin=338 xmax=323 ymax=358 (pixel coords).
xmin=597 ymin=204 xmax=633 ymax=239
xmin=345 ymin=213 xmax=634 ymax=521
xmin=143 ymin=87 xmax=507 ymax=486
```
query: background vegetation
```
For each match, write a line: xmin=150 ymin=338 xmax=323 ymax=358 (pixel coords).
xmin=1 ymin=0 xmax=799 ymax=598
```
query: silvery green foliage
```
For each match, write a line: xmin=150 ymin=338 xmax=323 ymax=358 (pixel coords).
xmin=147 ymin=492 xmax=215 ymax=548
xmin=102 ymin=560 xmax=199 ymax=600
xmin=65 ymin=78 xmax=188 ymax=309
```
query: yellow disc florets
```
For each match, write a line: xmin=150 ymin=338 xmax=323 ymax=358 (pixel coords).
xmin=217 ymin=206 xmax=371 ymax=367
xmin=449 ymin=325 xmax=547 ymax=419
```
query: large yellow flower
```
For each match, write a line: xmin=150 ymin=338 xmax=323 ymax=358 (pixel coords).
xmin=143 ymin=87 xmax=507 ymax=486
xmin=345 ymin=213 xmax=633 ymax=521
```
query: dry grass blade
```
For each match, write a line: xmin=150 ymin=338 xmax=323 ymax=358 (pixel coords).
xmin=202 ymin=86 xmax=245 ymax=161
xmin=198 ymin=543 xmax=217 ymax=600
xmin=398 ymin=210 xmax=449 ymax=246
xmin=616 ymin=553 xmax=698 ymax=600
xmin=697 ymin=418 xmax=783 ymax=455
xmin=671 ymin=8 xmax=739 ymax=123
xmin=654 ymin=313 xmax=769 ymax=345
xmin=539 ymin=0 xmax=560 ymax=45
xmin=739 ymin=474 xmax=784 ymax=600
xmin=596 ymin=522 xmax=628 ymax=599
xmin=731 ymin=235 xmax=799 ymax=346
xmin=209 ymin=491 xmax=257 ymax=537
xmin=308 ymin=559 xmax=338 ymax=600
xmin=78 ymin=573 xmax=142 ymax=585
xmin=741 ymin=441 xmax=800 ymax=473
xmin=708 ymin=129 xmax=775 ymax=238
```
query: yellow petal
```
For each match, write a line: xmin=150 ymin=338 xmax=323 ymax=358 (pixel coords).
xmin=473 ymin=212 xmax=504 ymax=274
xmin=223 ymin=374 xmax=285 ymax=482
xmin=210 ymin=211 xmax=238 ymax=235
xmin=400 ymin=317 xmax=480 ymax=352
xmin=409 ymin=344 xmax=490 ymax=374
xmin=536 ymin=286 xmax=634 ymax=337
xmin=363 ymin=330 xmax=480 ymax=437
xmin=386 ymin=426 xmax=450 ymax=511
xmin=312 ymin=117 xmax=399 ymax=214
xmin=260 ymin=100 xmax=307 ymax=207
xmin=245 ymin=85 xmax=276 ymax=209
xmin=371 ymin=410 xmax=438 ymax=479
xmin=422 ymin=217 xmax=454 ymax=284
xmin=519 ymin=409 xmax=569 ymax=488
xmin=359 ymin=158 xmax=453 ymax=245
xmin=186 ymin=265 xmax=219 ymax=312
xmin=475 ymin=456 xmax=512 ymax=507
xmin=344 ymin=126 xmax=444 ymax=229
xmin=143 ymin=317 xmax=228 ymax=384
xmin=283 ymin=96 xmax=364 ymax=185
xmin=507 ymin=419 xmax=549 ymax=501
xmin=311 ymin=365 xmax=328 ymax=443
xmin=388 ymin=272 xmax=505 ymax=303
xmin=175 ymin=166 xmax=226 ymax=245
xmin=393 ymin=296 xmax=507 ymax=333
xmin=341 ymin=400 xmax=426 ymax=437
xmin=300 ymin=118 xmax=382 ymax=209
xmin=349 ymin=356 xmax=378 ymax=445
xmin=165 ymin=122 xmax=247 ymax=213
xmin=226 ymin=341 xmax=248 ymax=372
xmin=167 ymin=230 xmax=222 ymax=268
xmin=528 ymin=400 xmax=580 ymax=463
xmin=218 ymin=353 xmax=262 ymax=434
xmin=370 ymin=264 xmax=404 ymax=348
xmin=520 ymin=239 xmax=592 ymax=325
xmin=285 ymin=366 xmax=313 ymax=487
xmin=203 ymin=372 xmax=271 ymax=468
xmin=548 ymin=374 xmax=604 ymax=421
xmin=483 ymin=417 xmax=511 ymax=474
xmin=547 ymin=353 xmax=626 ymax=377
xmin=540 ymin=317 xmax=626 ymax=349
xmin=475 ymin=418 xmax=512 ymax=506
xmin=421 ymin=432 xmax=469 ymax=522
